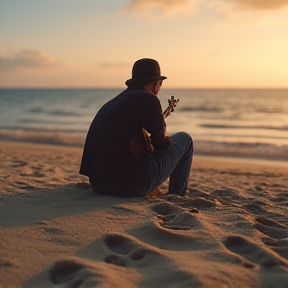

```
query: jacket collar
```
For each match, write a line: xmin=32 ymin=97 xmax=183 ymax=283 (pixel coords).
xmin=126 ymin=85 xmax=147 ymax=91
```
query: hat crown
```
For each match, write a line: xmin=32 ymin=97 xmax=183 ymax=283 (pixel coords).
xmin=125 ymin=58 xmax=167 ymax=86
xmin=132 ymin=58 xmax=161 ymax=79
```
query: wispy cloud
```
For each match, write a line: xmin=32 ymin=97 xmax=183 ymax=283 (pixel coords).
xmin=123 ymin=0 xmax=199 ymax=19
xmin=0 ymin=50 xmax=60 ymax=73
xmin=208 ymin=0 xmax=288 ymax=29
xmin=123 ymin=0 xmax=288 ymax=19
xmin=232 ymin=0 xmax=288 ymax=11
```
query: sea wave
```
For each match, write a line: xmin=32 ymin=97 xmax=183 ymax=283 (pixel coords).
xmin=195 ymin=140 xmax=288 ymax=162
xmin=27 ymin=107 xmax=81 ymax=117
xmin=0 ymin=125 xmax=87 ymax=133
xmin=200 ymin=124 xmax=288 ymax=131
xmin=1 ymin=129 xmax=288 ymax=162
xmin=179 ymin=106 xmax=222 ymax=112
xmin=0 ymin=129 xmax=86 ymax=147
xmin=46 ymin=109 xmax=82 ymax=116
xmin=28 ymin=107 xmax=45 ymax=113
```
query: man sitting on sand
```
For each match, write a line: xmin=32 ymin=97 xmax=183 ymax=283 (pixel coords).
xmin=79 ymin=58 xmax=193 ymax=197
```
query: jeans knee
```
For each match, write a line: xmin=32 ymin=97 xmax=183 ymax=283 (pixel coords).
xmin=180 ymin=131 xmax=193 ymax=145
xmin=174 ymin=131 xmax=191 ymax=140
xmin=171 ymin=131 xmax=193 ymax=154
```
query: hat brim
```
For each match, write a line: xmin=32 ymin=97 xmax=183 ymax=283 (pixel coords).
xmin=125 ymin=75 xmax=167 ymax=86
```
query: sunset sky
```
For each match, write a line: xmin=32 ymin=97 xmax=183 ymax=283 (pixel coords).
xmin=1 ymin=0 xmax=288 ymax=88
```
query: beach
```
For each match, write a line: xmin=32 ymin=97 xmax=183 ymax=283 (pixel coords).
xmin=1 ymin=140 xmax=288 ymax=287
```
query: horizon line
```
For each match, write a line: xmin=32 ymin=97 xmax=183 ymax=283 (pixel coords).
xmin=1 ymin=86 xmax=288 ymax=90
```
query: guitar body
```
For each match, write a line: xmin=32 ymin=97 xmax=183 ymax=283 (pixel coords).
xmin=130 ymin=95 xmax=179 ymax=159
xmin=130 ymin=128 xmax=154 ymax=159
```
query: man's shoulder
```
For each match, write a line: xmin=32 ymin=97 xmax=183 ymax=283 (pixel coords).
xmin=120 ymin=88 xmax=158 ymax=102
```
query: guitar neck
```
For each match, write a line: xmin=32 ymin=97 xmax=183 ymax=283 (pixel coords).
xmin=162 ymin=95 xmax=179 ymax=118
xmin=162 ymin=107 xmax=173 ymax=118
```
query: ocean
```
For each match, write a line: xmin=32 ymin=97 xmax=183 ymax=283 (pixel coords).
xmin=0 ymin=88 xmax=288 ymax=162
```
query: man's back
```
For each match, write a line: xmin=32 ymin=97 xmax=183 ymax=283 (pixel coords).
xmin=79 ymin=86 xmax=165 ymax=190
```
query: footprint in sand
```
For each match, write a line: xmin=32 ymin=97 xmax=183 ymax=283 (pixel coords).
xmin=271 ymin=192 xmax=288 ymax=207
xmin=222 ymin=235 xmax=288 ymax=269
xmin=48 ymin=257 xmax=139 ymax=288
xmin=244 ymin=200 xmax=270 ymax=215
xmin=20 ymin=165 xmax=45 ymax=177
xmin=152 ymin=202 xmax=201 ymax=231
xmin=40 ymin=226 xmax=80 ymax=247
xmin=46 ymin=234 xmax=198 ymax=288
xmin=14 ymin=181 xmax=35 ymax=189
xmin=261 ymin=237 xmax=288 ymax=260
xmin=164 ymin=195 xmax=216 ymax=210
xmin=103 ymin=233 xmax=159 ymax=267
xmin=0 ymin=169 xmax=10 ymax=180
xmin=0 ymin=160 xmax=28 ymax=167
xmin=43 ymin=227 xmax=65 ymax=235
xmin=102 ymin=233 xmax=198 ymax=287
xmin=254 ymin=216 xmax=288 ymax=240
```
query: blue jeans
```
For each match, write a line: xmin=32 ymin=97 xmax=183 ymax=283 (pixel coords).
xmin=90 ymin=132 xmax=193 ymax=197
xmin=143 ymin=132 xmax=193 ymax=196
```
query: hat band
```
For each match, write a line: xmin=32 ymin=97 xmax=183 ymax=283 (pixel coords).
xmin=125 ymin=75 xmax=167 ymax=86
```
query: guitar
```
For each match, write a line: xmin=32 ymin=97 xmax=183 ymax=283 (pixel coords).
xmin=131 ymin=95 xmax=179 ymax=159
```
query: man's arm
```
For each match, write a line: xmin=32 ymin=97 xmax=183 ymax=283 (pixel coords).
xmin=150 ymin=127 xmax=172 ymax=150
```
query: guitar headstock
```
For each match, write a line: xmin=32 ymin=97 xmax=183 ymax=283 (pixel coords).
xmin=168 ymin=95 xmax=179 ymax=111
xmin=163 ymin=95 xmax=179 ymax=118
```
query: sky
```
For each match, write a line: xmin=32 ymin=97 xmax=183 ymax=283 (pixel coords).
xmin=0 ymin=0 xmax=288 ymax=88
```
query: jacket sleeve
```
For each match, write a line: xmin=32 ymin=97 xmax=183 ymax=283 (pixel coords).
xmin=150 ymin=127 xmax=172 ymax=150
xmin=142 ymin=95 xmax=172 ymax=150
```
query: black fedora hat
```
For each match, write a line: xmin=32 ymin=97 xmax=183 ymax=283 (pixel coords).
xmin=125 ymin=58 xmax=167 ymax=86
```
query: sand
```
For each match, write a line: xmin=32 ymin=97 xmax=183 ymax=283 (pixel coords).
xmin=1 ymin=141 xmax=288 ymax=288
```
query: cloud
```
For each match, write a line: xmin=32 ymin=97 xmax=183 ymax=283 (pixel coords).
xmin=123 ymin=0 xmax=288 ymax=18
xmin=123 ymin=0 xmax=199 ymax=19
xmin=232 ymin=0 xmax=288 ymax=11
xmin=0 ymin=50 xmax=60 ymax=73
xmin=207 ymin=0 xmax=288 ymax=28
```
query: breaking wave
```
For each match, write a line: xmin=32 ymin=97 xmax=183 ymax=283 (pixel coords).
xmin=1 ymin=129 xmax=288 ymax=162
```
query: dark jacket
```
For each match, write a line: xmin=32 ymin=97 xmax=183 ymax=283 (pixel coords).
xmin=79 ymin=86 xmax=171 ymax=192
